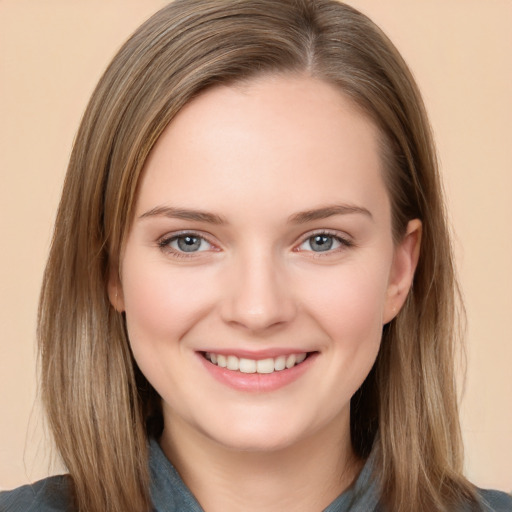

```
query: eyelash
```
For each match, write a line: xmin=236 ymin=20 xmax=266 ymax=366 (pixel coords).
xmin=157 ymin=229 xmax=354 ymax=259
xmin=157 ymin=231 xmax=217 ymax=259
xmin=295 ymin=230 xmax=354 ymax=256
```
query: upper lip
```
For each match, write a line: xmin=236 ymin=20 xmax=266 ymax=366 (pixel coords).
xmin=198 ymin=348 xmax=315 ymax=360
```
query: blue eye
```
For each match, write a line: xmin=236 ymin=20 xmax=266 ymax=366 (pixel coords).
xmin=160 ymin=233 xmax=212 ymax=254
xmin=298 ymin=233 xmax=350 ymax=253
xmin=308 ymin=235 xmax=335 ymax=252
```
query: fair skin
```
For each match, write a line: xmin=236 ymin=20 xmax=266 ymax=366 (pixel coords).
xmin=110 ymin=74 xmax=421 ymax=512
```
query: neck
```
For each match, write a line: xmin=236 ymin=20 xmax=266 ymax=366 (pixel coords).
xmin=160 ymin=412 xmax=362 ymax=512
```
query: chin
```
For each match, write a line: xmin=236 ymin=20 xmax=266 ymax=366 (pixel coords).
xmin=209 ymin=428 xmax=303 ymax=453
xmin=197 ymin=411 xmax=324 ymax=454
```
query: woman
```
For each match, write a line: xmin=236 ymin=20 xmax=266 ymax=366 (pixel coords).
xmin=1 ymin=1 xmax=510 ymax=511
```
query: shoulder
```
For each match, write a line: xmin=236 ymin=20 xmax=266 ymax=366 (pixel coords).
xmin=0 ymin=475 xmax=74 ymax=512
xmin=477 ymin=488 xmax=512 ymax=512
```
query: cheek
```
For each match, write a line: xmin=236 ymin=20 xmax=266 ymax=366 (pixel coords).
xmin=298 ymin=260 xmax=390 ymax=335
xmin=297 ymin=262 xmax=388 ymax=404
xmin=121 ymin=256 xmax=218 ymax=345
xmin=120 ymin=258 xmax=220 ymax=402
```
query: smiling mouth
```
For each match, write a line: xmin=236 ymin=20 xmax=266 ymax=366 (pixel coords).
xmin=203 ymin=352 xmax=313 ymax=374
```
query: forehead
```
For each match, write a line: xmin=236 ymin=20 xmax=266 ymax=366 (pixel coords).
xmin=136 ymin=74 xmax=389 ymax=225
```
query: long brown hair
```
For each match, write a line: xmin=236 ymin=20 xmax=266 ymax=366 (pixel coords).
xmin=38 ymin=1 xmax=478 ymax=510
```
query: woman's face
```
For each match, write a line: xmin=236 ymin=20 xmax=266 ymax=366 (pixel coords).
xmin=113 ymin=75 xmax=420 ymax=452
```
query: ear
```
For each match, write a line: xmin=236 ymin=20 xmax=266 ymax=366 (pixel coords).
xmin=383 ymin=219 xmax=422 ymax=324
xmin=107 ymin=266 xmax=125 ymax=313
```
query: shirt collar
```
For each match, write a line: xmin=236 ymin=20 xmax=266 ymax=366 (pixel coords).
xmin=148 ymin=438 xmax=380 ymax=512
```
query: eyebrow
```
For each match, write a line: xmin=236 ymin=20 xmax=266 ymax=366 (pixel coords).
xmin=138 ymin=206 xmax=227 ymax=225
xmin=138 ymin=203 xmax=372 ymax=225
xmin=288 ymin=204 xmax=373 ymax=224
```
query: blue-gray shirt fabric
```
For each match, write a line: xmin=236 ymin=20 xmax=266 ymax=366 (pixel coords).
xmin=1 ymin=439 xmax=511 ymax=511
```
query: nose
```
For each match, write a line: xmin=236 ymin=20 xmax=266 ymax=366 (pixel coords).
xmin=219 ymin=250 xmax=297 ymax=333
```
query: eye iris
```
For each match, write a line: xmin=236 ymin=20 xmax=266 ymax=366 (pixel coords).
xmin=310 ymin=235 xmax=333 ymax=252
xmin=177 ymin=235 xmax=202 ymax=252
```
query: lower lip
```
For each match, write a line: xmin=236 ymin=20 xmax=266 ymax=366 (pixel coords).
xmin=198 ymin=352 xmax=318 ymax=392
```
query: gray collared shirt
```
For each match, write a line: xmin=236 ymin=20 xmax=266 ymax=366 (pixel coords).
xmin=148 ymin=439 xmax=380 ymax=512
xmin=1 ymin=439 xmax=511 ymax=511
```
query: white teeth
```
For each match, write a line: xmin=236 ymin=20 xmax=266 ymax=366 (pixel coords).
xmin=274 ymin=355 xmax=286 ymax=371
xmin=227 ymin=355 xmax=239 ymax=371
xmin=285 ymin=354 xmax=296 ymax=369
xmin=205 ymin=352 xmax=309 ymax=374
xmin=256 ymin=358 xmax=275 ymax=374
xmin=295 ymin=353 xmax=307 ymax=364
xmin=239 ymin=358 xmax=256 ymax=373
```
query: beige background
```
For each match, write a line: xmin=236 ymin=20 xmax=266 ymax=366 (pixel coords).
xmin=1 ymin=0 xmax=511 ymax=493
